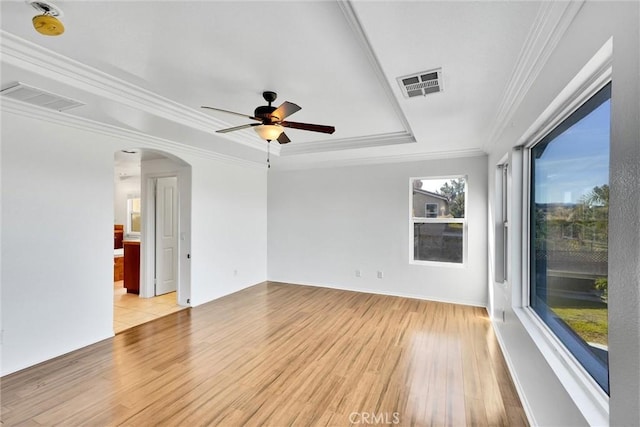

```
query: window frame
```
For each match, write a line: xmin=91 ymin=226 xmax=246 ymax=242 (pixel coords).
xmin=409 ymin=175 xmax=468 ymax=267
xmin=511 ymin=43 xmax=612 ymax=425
xmin=502 ymin=164 xmax=510 ymax=283
xmin=495 ymin=160 xmax=510 ymax=284
xmin=525 ymin=81 xmax=611 ymax=392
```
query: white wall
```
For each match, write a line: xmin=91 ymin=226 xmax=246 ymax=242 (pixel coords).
xmin=486 ymin=2 xmax=639 ymax=426
xmin=188 ymin=157 xmax=267 ymax=305
xmin=1 ymin=113 xmax=115 ymax=375
xmin=268 ymin=155 xmax=488 ymax=306
xmin=0 ymin=110 xmax=268 ymax=376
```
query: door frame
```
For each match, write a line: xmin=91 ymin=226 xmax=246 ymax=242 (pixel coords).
xmin=140 ymin=158 xmax=191 ymax=306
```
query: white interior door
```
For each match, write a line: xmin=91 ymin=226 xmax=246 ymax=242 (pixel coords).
xmin=155 ymin=177 xmax=178 ymax=296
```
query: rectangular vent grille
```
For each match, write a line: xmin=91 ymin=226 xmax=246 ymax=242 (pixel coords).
xmin=397 ymin=68 xmax=443 ymax=98
xmin=0 ymin=82 xmax=84 ymax=111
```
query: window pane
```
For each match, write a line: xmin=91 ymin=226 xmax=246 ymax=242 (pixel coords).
xmin=530 ymin=83 xmax=610 ymax=393
xmin=414 ymin=222 xmax=463 ymax=263
xmin=127 ymin=197 xmax=141 ymax=235
xmin=412 ymin=178 xmax=465 ymax=218
xmin=130 ymin=213 xmax=141 ymax=232
xmin=131 ymin=198 xmax=141 ymax=212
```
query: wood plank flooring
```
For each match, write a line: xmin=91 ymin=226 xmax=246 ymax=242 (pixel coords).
xmin=1 ymin=282 xmax=528 ymax=426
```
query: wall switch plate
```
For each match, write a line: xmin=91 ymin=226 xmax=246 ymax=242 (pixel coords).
xmin=355 ymin=270 xmax=361 ymax=277
xmin=377 ymin=271 xmax=384 ymax=279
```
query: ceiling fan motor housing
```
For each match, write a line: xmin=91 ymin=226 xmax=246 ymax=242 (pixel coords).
xmin=255 ymin=91 xmax=279 ymax=122
xmin=254 ymin=105 xmax=277 ymax=122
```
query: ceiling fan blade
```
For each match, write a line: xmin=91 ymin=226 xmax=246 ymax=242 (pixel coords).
xmin=216 ymin=123 xmax=261 ymax=133
xmin=277 ymin=132 xmax=291 ymax=144
xmin=271 ymin=101 xmax=301 ymax=121
xmin=281 ymin=121 xmax=335 ymax=134
xmin=201 ymin=106 xmax=260 ymax=121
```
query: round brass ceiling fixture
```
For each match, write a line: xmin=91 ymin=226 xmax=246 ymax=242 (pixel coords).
xmin=28 ymin=1 xmax=65 ymax=36
xmin=32 ymin=14 xmax=64 ymax=36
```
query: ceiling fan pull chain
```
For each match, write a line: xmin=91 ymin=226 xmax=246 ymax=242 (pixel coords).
xmin=267 ymin=140 xmax=271 ymax=169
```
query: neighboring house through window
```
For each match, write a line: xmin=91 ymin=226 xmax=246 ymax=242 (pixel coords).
xmin=410 ymin=177 xmax=467 ymax=264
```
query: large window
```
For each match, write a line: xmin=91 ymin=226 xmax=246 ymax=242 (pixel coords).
xmin=411 ymin=177 xmax=466 ymax=264
xmin=529 ymin=82 xmax=610 ymax=393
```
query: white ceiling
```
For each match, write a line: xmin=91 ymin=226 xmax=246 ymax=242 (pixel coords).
xmin=1 ymin=0 xmax=547 ymax=168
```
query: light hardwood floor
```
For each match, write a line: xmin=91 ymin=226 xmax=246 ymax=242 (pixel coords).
xmin=2 ymin=282 xmax=528 ymax=426
xmin=113 ymin=280 xmax=185 ymax=333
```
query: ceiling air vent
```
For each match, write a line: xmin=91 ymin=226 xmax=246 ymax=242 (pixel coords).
xmin=0 ymin=82 xmax=84 ymax=111
xmin=397 ymin=68 xmax=443 ymax=98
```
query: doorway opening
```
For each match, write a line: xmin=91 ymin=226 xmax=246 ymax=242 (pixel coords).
xmin=113 ymin=149 xmax=192 ymax=333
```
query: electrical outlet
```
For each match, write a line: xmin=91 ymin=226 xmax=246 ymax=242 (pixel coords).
xmin=355 ymin=270 xmax=361 ymax=277
xmin=234 ymin=269 xmax=238 ymax=276
xmin=377 ymin=271 xmax=384 ymax=279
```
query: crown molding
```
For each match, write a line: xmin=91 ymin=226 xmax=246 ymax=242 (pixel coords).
xmin=280 ymin=131 xmax=415 ymax=156
xmin=517 ymin=39 xmax=612 ymax=149
xmin=2 ymin=95 xmax=484 ymax=171
xmin=0 ymin=28 xmax=414 ymax=158
xmin=337 ymin=1 xmax=415 ymax=137
xmin=484 ymin=0 xmax=585 ymax=149
xmin=0 ymin=30 xmax=272 ymax=154
xmin=274 ymin=0 xmax=416 ymax=157
xmin=276 ymin=147 xmax=486 ymax=171
xmin=1 ymin=96 xmax=265 ymax=169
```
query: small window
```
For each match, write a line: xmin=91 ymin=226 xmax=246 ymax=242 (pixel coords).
xmin=127 ymin=197 xmax=141 ymax=236
xmin=425 ymin=203 xmax=438 ymax=218
xmin=411 ymin=177 xmax=467 ymax=264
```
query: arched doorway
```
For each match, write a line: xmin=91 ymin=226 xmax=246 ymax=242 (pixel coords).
xmin=113 ymin=148 xmax=192 ymax=333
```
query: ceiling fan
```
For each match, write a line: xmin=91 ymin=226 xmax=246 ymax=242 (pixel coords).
xmin=201 ymin=91 xmax=335 ymax=144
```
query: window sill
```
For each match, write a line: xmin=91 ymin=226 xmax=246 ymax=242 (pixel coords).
xmin=513 ymin=306 xmax=609 ymax=426
xmin=409 ymin=260 xmax=466 ymax=269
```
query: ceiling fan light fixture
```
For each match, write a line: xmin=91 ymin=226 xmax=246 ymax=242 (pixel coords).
xmin=254 ymin=124 xmax=284 ymax=141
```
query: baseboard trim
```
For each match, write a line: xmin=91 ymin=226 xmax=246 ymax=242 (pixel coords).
xmin=266 ymin=279 xmax=487 ymax=308
xmin=1 ymin=331 xmax=114 ymax=377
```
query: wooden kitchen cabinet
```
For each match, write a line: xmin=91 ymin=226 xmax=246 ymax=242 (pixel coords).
xmin=123 ymin=241 xmax=140 ymax=294
xmin=114 ymin=224 xmax=124 ymax=249
xmin=114 ymin=256 xmax=124 ymax=281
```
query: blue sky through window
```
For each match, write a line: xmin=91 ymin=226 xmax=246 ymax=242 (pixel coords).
xmin=534 ymin=99 xmax=610 ymax=204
